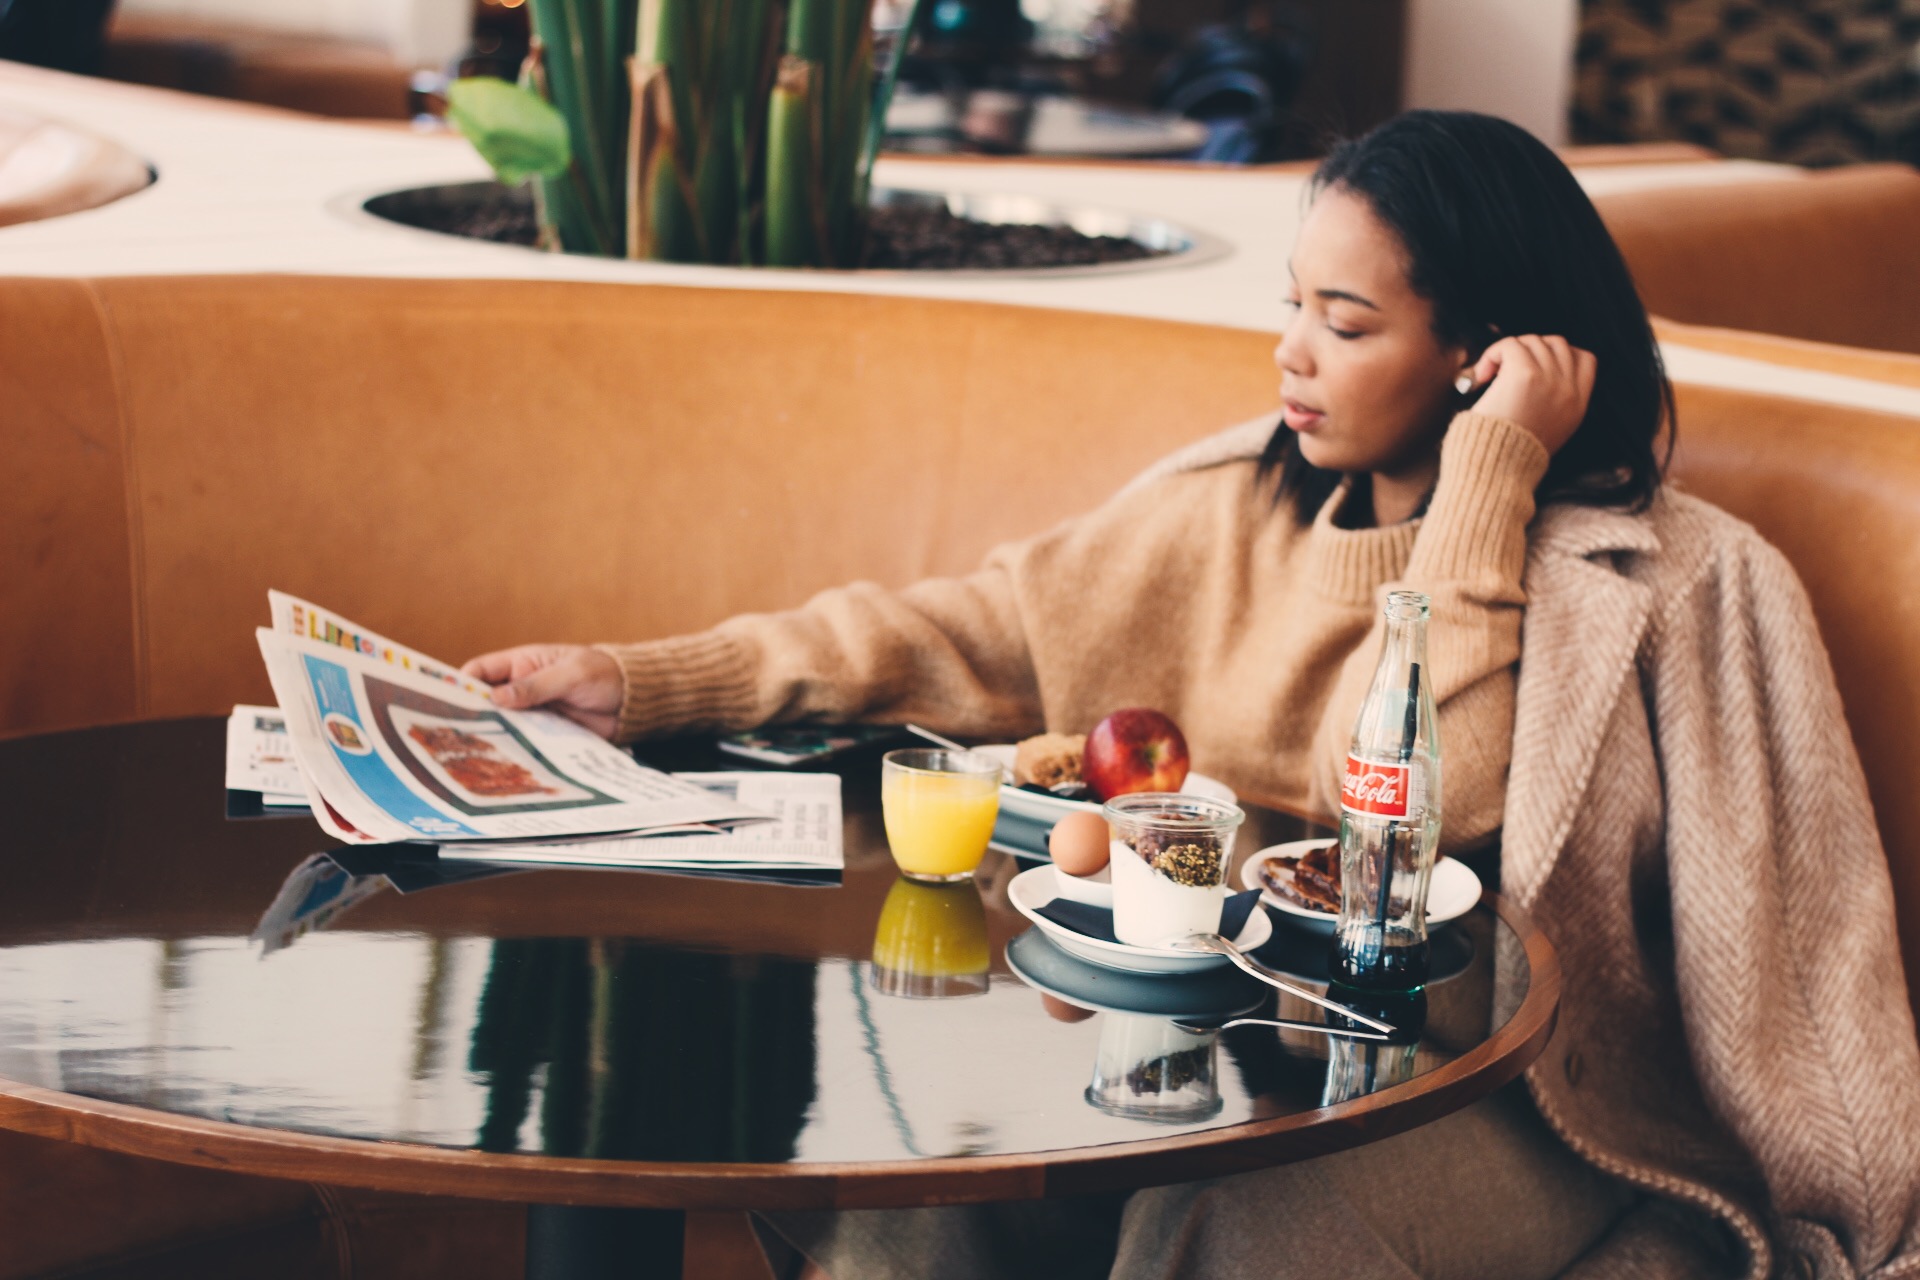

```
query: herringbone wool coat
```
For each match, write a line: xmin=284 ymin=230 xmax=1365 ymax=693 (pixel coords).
xmin=1140 ymin=420 xmax=1920 ymax=1279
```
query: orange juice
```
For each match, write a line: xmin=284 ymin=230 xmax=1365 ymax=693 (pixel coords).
xmin=880 ymin=750 xmax=1001 ymax=882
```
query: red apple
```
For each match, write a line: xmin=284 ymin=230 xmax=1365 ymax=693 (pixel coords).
xmin=1083 ymin=708 xmax=1191 ymax=800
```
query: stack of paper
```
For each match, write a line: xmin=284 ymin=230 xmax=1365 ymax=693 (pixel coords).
xmin=231 ymin=592 xmax=843 ymax=876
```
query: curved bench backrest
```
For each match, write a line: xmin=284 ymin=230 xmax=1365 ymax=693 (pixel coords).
xmin=1596 ymin=165 xmax=1920 ymax=356
xmin=1 ymin=275 xmax=1278 ymax=733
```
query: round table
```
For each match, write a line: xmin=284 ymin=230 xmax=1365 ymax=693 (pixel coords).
xmin=0 ymin=719 xmax=1559 ymax=1277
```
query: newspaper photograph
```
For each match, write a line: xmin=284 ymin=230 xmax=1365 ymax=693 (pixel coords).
xmin=257 ymin=627 xmax=771 ymax=845
xmin=439 ymin=772 xmax=843 ymax=871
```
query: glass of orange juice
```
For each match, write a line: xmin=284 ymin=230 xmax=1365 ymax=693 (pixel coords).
xmin=880 ymin=748 xmax=1002 ymax=882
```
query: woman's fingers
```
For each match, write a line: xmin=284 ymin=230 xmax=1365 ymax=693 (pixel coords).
xmin=1573 ymin=345 xmax=1598 ymax=404
xmin=490 ymin=648 xmax=623 ymax=714
xmin=1467 ymin=332 xmax=1596 ymax=456
xmin=461 ymin=649 xmax=523 ymax=681
xmin=1471 ymin=336 xmax=1522 ymax=390
xmin=492 ymin=657 xmax=579 ymax=709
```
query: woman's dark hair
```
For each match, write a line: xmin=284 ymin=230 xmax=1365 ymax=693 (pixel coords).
xmin=1261 ymin=110 xmax=1675 ymax=520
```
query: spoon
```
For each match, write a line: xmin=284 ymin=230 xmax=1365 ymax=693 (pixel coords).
xmin=1170 ymin=1015 xmax=1392 ymax=1042
xmin=906 ymin=723 xmax=1020 ymax=786
xmin=905 ymin=723 xmax=969 ymax=753
xmin=1167 ymin=933 xmax=1396 ymax=1034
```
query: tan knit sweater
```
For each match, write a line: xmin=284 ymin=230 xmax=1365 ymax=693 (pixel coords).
xmin=602 ymin=411 xmax=1547 ymax=851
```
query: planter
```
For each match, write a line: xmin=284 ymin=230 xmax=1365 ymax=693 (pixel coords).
xmin=356 ymin=180 xmax=1229 ymax=278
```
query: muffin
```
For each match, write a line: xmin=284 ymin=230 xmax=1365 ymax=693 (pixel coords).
xmin=1013 ymin=732 xmax=1086 ymax=789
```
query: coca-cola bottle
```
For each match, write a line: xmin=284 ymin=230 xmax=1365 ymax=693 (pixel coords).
xmin=1327 ymin=590 xmax=1441 ymax=1040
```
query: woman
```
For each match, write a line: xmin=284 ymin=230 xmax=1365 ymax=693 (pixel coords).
xmin=467 ymin=112 xmax=1920 ymax=1279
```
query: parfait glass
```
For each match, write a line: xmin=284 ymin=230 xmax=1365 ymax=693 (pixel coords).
xmin=1102 ymin=793 xmax=1245 ymax=947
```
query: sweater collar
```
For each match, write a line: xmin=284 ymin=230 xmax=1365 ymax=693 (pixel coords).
xmin=1304 ymin=479 xmax=1422 ymax=601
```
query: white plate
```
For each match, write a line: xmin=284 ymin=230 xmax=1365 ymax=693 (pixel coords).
xmin=975 ymin=744 xmax=1237 ymax=825
xmin=1239 ymin=839 xmax=1483 ymax=934
xmin=1009 ymin=864 xmax=1272 ymax=975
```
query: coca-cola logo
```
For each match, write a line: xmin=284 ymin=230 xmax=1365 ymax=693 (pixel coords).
xmin=1341 ymin=755 xmax=1409 ymax=816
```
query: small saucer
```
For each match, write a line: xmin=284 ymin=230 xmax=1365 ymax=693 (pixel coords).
xmin=1009 ymin=865 xmax=1273 ymax=975
xmin=1240 ymin=839 xmax=1483 ymax=935
xmin=1005 ymin=930 xmax=1265 ymax=1020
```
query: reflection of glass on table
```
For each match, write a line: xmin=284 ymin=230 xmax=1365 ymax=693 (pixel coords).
xmin=868 ymin=877 xmax=992 ymax=998
xmin=1085 ymin=1012 xmax=1222 ymax=1122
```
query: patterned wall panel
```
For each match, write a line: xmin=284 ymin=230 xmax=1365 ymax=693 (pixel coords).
xmin=1573 ymin=0 xmax=1920 ymax=165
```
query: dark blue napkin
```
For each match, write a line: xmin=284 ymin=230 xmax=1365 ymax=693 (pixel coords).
xmin=1036 ymin=888 xmax=1262 ymax=945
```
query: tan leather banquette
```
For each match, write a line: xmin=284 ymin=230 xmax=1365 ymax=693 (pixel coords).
xmin=5 ymin=275 xmax=1920 ymax=1276
xmin=1594 ymin=163 xmax=1920 ymax=356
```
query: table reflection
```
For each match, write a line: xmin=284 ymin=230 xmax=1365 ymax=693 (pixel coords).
xmin=1085 ymin=1014 xmax=1221 ymax=1122
xmin=467 ymin=939 xmax=817 ymax=1161
xmin=867 ymin=877 xmax=991 ymax=999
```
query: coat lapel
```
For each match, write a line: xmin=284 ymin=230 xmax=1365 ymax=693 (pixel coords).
xmin=1501 ymin=503 xmax=1660 ymax=908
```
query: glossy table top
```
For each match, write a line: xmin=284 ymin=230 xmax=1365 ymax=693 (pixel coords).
xmin=0 ymin=720 xmax=1557 ymax=1208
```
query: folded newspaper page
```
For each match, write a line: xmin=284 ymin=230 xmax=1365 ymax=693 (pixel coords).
xmin=257 ymin=623 xmax=770 ymax=846
xmin=439 ymin=772 xmax=843 ymax=871
xmin=225 ymin=704 xmax=307 ymax=806
xmin=269 ymin=590 xmax=492 ymax=697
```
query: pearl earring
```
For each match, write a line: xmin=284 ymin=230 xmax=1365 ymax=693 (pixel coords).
xmin=1454 ymin=372 xmax=1476 ymax=395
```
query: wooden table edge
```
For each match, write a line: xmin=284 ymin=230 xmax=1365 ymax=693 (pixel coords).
xmin=0 ymin=893 xmax=1559 ymax=1211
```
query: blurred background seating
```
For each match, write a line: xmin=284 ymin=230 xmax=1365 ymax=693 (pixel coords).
xmin=3 ymin=0 xmax=1906 ymax=166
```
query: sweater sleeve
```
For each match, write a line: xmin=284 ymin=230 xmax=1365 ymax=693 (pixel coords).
xmin=595 ymin=554 xmax=1046 ymax=744
xmin=1307 ymin=412 xmax=1550 ymax=850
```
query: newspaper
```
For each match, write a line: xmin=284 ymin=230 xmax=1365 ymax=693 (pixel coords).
xmin=255 ymin=595 xmax=772 ymax=846
xmin=225 ymin=704 xmax=307 ymax=807
xmin=439 ymin=772 xmax=843 ymax=871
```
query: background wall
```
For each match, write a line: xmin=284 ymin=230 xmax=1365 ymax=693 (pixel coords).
xmin=1573 ymin=0 xmax=1920 ymax=166
xmin=1402 ymin=0 xmax=1581 ymax=145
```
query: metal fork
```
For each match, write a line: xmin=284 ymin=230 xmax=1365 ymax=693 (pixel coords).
xmin=1171 ymin=1015 xmax=1392 ymax=1042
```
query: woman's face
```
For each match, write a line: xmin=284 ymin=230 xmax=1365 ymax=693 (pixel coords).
xmin=1275 ymin=186 xmax=1470 ymax=481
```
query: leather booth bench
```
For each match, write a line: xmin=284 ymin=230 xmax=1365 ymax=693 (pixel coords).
xmin=6 ymin=274 xmax=1920 ymax=1276
xmin=1595 ymin=163 xmax=1920 ymax=356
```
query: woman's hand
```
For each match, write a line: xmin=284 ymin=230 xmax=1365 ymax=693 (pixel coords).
xmin=1466 ymin=334 xmax=1596 ymax=456
xmin=461 ymin=644 xmax=623 ymax=740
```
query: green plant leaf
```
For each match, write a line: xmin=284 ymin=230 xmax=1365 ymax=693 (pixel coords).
xmin=447 ymin=77 xmax=574 ymax=186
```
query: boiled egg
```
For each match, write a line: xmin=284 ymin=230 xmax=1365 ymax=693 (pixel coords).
xmin=1048 ymin=811 xmax=1112 ymax=878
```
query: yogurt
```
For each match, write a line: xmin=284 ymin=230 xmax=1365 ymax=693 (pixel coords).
xmin=1109 ymin=839 xmax=1226 ymax=947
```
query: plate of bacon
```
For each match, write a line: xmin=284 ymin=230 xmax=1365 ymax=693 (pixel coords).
xmin=1241 ymin=838 xmax=1482 ymax=934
